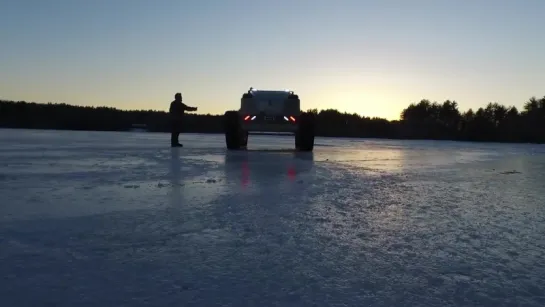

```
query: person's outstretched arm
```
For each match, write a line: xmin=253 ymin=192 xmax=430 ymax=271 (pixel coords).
xmin=181 ymin=102 xmax=197 ymax=112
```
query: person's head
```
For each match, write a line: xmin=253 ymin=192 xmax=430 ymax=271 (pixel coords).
xmin=174 ymin=92 xmax=182 ymax=101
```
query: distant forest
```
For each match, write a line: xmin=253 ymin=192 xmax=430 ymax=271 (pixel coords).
xmin=1 ymin=96 xmax=544 ymax=143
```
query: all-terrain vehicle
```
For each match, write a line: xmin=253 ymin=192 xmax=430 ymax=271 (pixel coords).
xmin=223 ymin=87 xmax=315 ymax=151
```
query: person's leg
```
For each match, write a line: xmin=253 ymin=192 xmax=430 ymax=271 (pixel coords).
xmin=171 ymin=120 xmax=183 ymax=147
xmin=171 ymin=131 xmax=178 ymax=145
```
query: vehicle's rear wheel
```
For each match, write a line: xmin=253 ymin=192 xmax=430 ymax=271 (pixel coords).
xmin=224 ymin=111 xmax=247 ymax=150
xmin=295 ymin=112 xmax=315 ymax=151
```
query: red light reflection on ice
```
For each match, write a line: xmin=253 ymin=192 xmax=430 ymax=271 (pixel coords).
xmin=287 ymin=166 xmax=296 ymax=181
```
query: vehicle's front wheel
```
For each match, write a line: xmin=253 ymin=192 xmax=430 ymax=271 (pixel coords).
xmin=224 ymin=111 xmax=247 ymax=150
xmin=295 ymin=112 xmax=315 ymax=151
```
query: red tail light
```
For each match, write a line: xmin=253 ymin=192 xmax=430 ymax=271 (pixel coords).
xmin=244 ymin=115 xmax=250 ymax=121
xmin=289 ymin=116 xmax=296 ymax=122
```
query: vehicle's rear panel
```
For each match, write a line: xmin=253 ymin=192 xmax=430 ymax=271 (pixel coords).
xmin=240 ymin=90 xmax=301 ymax=132
xmin=240 ymin=91 xmax=300 ymax=116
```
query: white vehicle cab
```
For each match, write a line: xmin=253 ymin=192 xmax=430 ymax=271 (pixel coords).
xmin=223 ymin=87 xmax=315 ymax=151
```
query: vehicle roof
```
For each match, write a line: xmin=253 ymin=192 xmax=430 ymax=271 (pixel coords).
xmin=246 ymin=89 xmax=293 ymax=100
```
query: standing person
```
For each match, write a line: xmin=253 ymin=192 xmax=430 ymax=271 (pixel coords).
xmin=169 ymin=92 xmax=198 ymax=147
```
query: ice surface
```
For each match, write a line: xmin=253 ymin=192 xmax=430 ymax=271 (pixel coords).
xmin=1 ymin=128 xmax=545 ymax=306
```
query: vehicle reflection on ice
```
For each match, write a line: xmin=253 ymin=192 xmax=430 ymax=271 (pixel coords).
xmin=223 ymin=149 xmax=314 ymax=189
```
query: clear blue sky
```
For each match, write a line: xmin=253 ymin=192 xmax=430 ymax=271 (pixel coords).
xmin=1 ymin=0 xmax=544 ymax=120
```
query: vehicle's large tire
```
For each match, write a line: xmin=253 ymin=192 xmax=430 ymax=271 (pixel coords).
xmin=224 ymin=111 xmax=246 ymax=150
xmin=295 ymin=112 xmax=315 ymax=151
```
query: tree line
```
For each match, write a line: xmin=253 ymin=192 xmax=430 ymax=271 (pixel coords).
xmin=0 ymin=96 xmax=544 ymax=143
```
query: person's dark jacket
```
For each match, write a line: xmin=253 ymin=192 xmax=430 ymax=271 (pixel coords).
xmin=169 ymin=100 xmax=195 ymax=121
xmin=169 ymin=100 xmax=196 ymax=133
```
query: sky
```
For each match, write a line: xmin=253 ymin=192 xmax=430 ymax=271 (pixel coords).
xmin=1 ymin=0 xmax=544 ymax=120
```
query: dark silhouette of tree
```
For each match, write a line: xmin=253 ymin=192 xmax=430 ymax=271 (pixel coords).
xmin=1 ymin=96 xmax=544 ymax=143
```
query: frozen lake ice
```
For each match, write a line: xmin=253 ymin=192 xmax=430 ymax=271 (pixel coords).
xmin=1 ymin=128 xmax=545 ymax=306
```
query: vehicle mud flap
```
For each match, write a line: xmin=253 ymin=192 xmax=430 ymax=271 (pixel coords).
xmin=224 ymin=111 xmax=246 ymax=150
xmin=295 ymin=112 xmax=315 ymax=151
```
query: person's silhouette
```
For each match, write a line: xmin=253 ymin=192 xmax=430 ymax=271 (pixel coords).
xmin=169 ymin=92 xmax=197 ymax=147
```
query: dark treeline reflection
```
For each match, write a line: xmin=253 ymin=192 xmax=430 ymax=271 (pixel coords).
xmin=1 ymin=96 xmax=544 ymax=143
